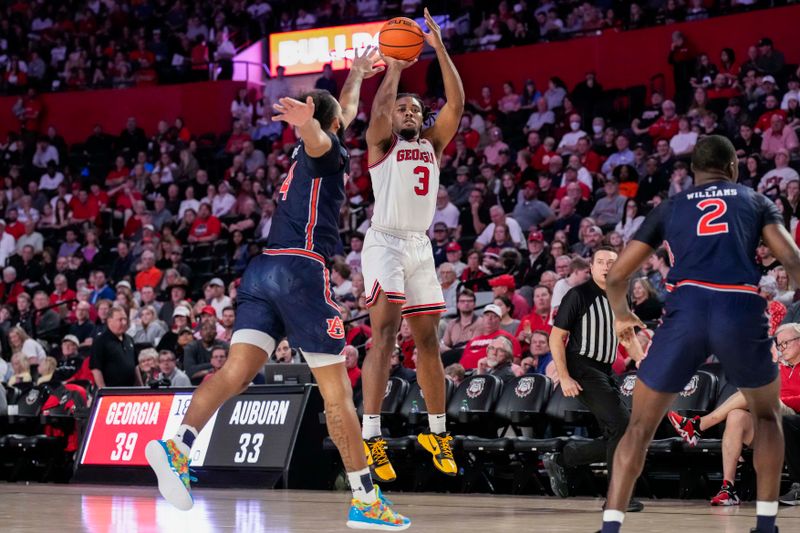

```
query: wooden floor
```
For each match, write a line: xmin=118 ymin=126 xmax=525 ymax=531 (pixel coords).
xmin=0 ymin=484 xmax=798 ymax=532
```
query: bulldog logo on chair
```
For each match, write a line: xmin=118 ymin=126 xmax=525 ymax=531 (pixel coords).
xmin=680 ymin=375 xmax=699 ymax=397
xmin=514 ymin=377 xmax=534 ymax=398
xmin=620 ymin=375 xmax=637 ymax=397
xmin=466 ymin=377 xmax=485 ymax=399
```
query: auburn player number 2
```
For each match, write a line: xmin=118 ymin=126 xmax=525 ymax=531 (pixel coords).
xmin=696 ymin=198 xmax=729 ymax=236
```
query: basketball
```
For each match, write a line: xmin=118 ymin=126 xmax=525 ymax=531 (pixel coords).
xmin=379 ymin=17 xmax=424 ymax=61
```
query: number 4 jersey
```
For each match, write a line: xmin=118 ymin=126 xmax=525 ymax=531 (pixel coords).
xmin=634 ymin=180 xmax=783 ymax=290
xmin=368 ymin=134 xmax=439 ymax=233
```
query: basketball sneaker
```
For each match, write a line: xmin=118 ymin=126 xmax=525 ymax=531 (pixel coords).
xmin=346 ymin=498 xmax=411 ymax=530
xmin=417 ymin=431 xmax=457 ymax=476
xmin=364 ymin=438 xmax=397 ymax=482
xmin=542 ymin=452 xmax=569 ymax=498
xmin=710 ymin=480 xmax=740 ymax=506
xmin=779 ymin=482 xmax=800 ymax=505
xmin=145 ymin=439 xmax=195 ymax=511
xmin=667 ymin=411 xmax=703 ymax=446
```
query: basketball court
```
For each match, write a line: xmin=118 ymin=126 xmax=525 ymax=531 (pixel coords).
xmin=2 ymin=483 xmax=799 ymax=532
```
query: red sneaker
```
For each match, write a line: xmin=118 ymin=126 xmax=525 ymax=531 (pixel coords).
xmin=710 ymin=480 xmax=740 ymax=506
xmin=667 ymin=410 xmax=702 ymax=446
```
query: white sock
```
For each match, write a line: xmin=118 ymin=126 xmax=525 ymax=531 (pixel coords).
xmin=603 ymin=510 xmax=625 ymax=524
xmin=348 ymin=467 xmax=377 ymax=503
xmin=428 ymin=413 xmax=446 ymax=434
xmin=362 ymin=414 xmax=381 ymax=440
xmin=756 ymin=500 xmax=778 ymax=516
xmin=174 ymin=424 xmax=198 ymax=456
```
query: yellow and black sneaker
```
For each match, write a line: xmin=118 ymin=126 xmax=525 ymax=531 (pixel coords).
xmin=417 ymin=431 xmax=457 ymax=476
xmin=364 ymin=437 xmax=397 ymax=482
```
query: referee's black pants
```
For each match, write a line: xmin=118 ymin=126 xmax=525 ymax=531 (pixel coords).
xmin=784 ymin=414 xmax=800 ymax=481
xmin=562 ymin=355 xmax=629 ymax=478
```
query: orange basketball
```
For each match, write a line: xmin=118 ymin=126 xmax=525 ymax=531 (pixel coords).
xmin=379 ymin=17 xmax=424 ymax=61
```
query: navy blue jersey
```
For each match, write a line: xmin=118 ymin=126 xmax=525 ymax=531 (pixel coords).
xmin=634 ymin=180 xmax=783 ymax=289
xmin=266 ymin=132 xmax=349 ymax=259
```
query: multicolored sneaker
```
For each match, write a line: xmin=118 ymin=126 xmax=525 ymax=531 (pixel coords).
xmin=364 ymin=438 xmax=396 ymax=482
xmin=417 ymin=431 xmax=457 ymax=476
xmin=374 ymin=485 xmax=392 ymax=506
xmin=145 ymin=439 xmax=195 ymax=511
xmin=710 ymin=480 xmax=740 ymax=506
xmin=667 ymin=411 xmax=703 ymax=446
xmin=780 ymin=482 xmax=800 ymax=506
xmin=346 ymin=498 xmax=411 ymax=530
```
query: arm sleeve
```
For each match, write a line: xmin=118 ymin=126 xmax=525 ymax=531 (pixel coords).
xmin=756 ymin=192 xmax=785 ymax=228
xmin=632 ymin=201 xmax=668 ymax=248
xmin=553 ymin=288 xmax=583 ymax=332
xmin=306 ymin=132 xmax=344 ymax=176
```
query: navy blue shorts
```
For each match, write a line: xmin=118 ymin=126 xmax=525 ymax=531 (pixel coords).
xmin=637 ymin=284 xmax=778 ymax=393
xmin=231 ymin=249 xmax=345 ymax=364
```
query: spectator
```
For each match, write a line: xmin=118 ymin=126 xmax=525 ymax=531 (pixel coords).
xmin=755 ymin=37 xmax=785 ymax=76
xmin=475 ymin=205 xmax=525 ymax=251
xmin=551 ymin=257 xmax=592 ymax=321
xmin=315 ymin=63 xmax=338 ymax=96
xmin=630 ymin=277 xmax=664 ymax=322
xmin=601 ymin=135 xmax=635 ymax=175
xmin=344 ymin=345 xmax=361 ymax=388
xmin=669 ymin=116 xmax=699 ymax=157
xmin=513 ymin=182 xmax=556 ymax=233
xmin=90 ymin=305 xmax=140 ymax=388
xmin=615 ymin=198 xmax=646 ymax=244
xmin=488 ymin=274 xmax=530 ymax=320
xmin=345 ymin=232 xmax=364 ymax=273
xmin=429 ymin=186 xmax=460 ymax=238
xmin=761 ymin=115 xmax=799 ymax=160
xmin=494 ymin=295 xmax=520 ymax=336
xmin=137 ymin=348 xmax=160 ymax=384
xmin=486 ymin=335 xmax=519 ymax=384
xmin=131 ymin=305 xmax=167 ymax=345
xmin=206 ymin=278 xmax=232 ymax=318
xmin=647 ymin=100 xmax=680 ymax=144
xmin=183 ymin=321 xmax=229 ymax=382
xmin=647 ymin=248 xmax=672 ymax=302
xmin=201 ymin=346 xmax=229 ymax=384
xmin=521 ymin=330 xmax=556 ymax=377
xmin=388 ymin=347 xmax=416 ymax=383
xmin=484 ymin=127 xmax=510 ymax=166
xmin=89 ymin=270 xmax=115 ymax=304
xmin=438 ymin=263 xmax=458 ymax=314
xmin=0 ymin=221 xmax=16 ymax=267
xmin=15 ymin=220 xmax=43 ymax=254
xmin=590 ymin=178 xmax=627 ymax=230
xmin=571 ymin=224 xmax=605 ymax=258
xmin=441 ymin=289 xmax=482 ymax=351
xmin=670 ymin=322 xmax=799 ymax=506
xmin=188 ymin=203 xmax=222 ymax=243
xmin=272 ymin=338 xmax=296 ymax=363
xmin=460 ymin=304 xmax=522 ymax=369
xmin=135 ymin=251 xmax=162 ymax=291
xmin=218 ymin=307 xmax=235 ymax=343
xmin=444 ymin=363 xmax=466 ymax=387
xmin=58 ymin=228 xmax=81 ymax=258
xmin=6 ymin=353 xmax=32 ymax=387
xmin=445 ymin=243 xmax=466 ymax=277
xmin=31 ymin=290 xmax=61 ymax=339
xmin=517 ymin=285 xmax=554 ymax=345
xmin=157 ymin=349 xmax=191 ymax=387
xmin=69 ymin=301 xmax=96 ymax=346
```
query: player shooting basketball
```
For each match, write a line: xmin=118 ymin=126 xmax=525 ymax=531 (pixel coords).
xmin=359 ymin=8 xmax=465 ymax=482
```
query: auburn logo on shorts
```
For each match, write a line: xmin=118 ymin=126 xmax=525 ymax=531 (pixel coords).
xmin=326 ymin=317 xmax=345 ymax=339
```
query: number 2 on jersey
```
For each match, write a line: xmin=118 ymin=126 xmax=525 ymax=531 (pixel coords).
xmin=696 ymin=198 xmax=729 ymax=236
xmin=413 ymin=166 xmax=429 ymax=196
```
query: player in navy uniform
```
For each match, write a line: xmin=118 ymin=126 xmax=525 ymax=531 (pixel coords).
xmin=600 ymin=136 xmax=798 ymax=533
xmin=145 ymin=48 xmax=410 ymax=531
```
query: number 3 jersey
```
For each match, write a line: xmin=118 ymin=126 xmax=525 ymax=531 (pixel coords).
xmin=634 ymin=180 xmax=783 ymax=290
xmin=368 ymin=134 xmax=439 ymax=233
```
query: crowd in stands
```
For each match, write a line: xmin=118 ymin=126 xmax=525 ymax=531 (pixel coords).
xmin=0 ymin=0 xmax=788 ymax=95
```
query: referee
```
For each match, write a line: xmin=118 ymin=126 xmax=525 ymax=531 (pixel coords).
xmin=544 ymin=246 xmax=643 ymax=512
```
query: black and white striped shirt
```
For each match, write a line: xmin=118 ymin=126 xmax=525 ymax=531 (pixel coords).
xmin=553 ymin=279 xmax=618 ymax=366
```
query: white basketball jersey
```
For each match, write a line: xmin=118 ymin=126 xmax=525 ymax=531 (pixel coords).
xmin=368 ymin=135 xmax=439 ymax=233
